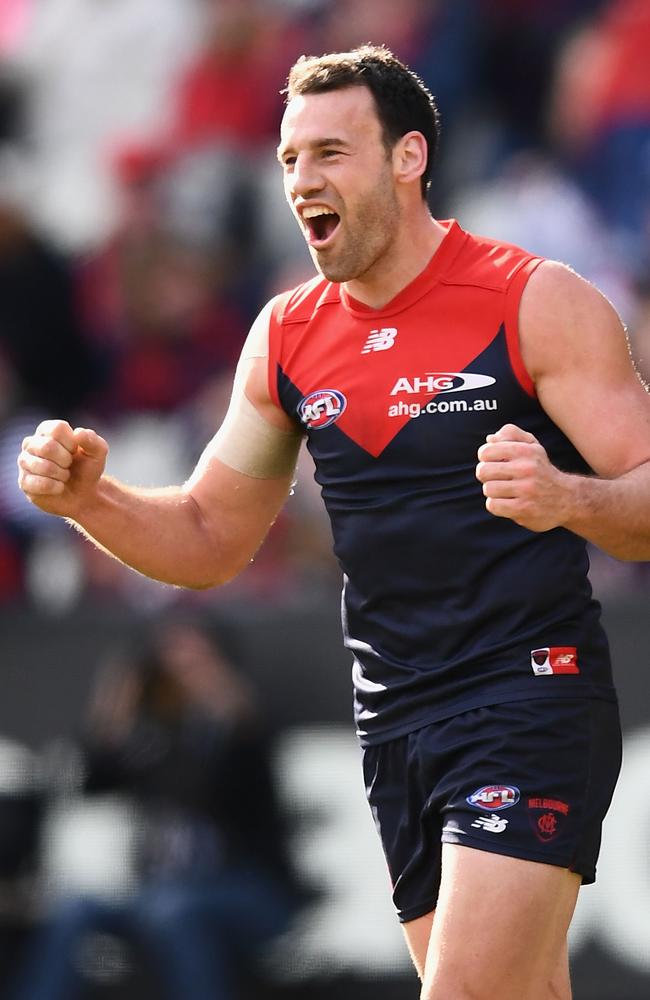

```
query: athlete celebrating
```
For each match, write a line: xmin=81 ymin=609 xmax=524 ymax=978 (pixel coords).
xmin=17 ymin=46 xmax=650 ymax=1000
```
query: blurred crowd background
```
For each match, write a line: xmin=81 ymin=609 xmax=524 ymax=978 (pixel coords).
xmin=0 ymin=1 xmax=649 ymax=998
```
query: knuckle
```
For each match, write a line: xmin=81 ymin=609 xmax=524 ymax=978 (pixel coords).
xmin=40 ymin=437 xmax=59 ymax=460
xmin=38 ymin=419 xmax=72 ymax=446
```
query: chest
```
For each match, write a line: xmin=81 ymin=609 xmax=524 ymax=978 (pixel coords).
xmin=280 ymin=288 xmax=520 ymax=460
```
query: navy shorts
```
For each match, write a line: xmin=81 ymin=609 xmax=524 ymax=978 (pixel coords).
xmin=362 ymin=697 xmax=622 ymax=923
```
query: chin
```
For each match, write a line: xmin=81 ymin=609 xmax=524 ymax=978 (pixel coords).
xmin=312 ymin=253 xmax=357 ymax=284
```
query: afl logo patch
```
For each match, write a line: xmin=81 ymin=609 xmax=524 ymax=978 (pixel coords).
xmin=467 ymin=784 xmax=520 ymax=811
xmin=297 ymin=389 xmax=347 ymax=430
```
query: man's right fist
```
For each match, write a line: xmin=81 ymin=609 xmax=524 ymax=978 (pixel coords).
xmin=17 ymin=420 xmax=108 ymax=518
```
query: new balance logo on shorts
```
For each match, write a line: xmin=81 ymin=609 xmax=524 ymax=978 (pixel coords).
xmin=471 ymin=814 xmax=509 ymax=833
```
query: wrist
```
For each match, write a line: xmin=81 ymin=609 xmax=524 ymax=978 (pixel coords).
xmin=558 ymin=472 xmax=593 ymax=533
xmin=68 ymin=474 xmax=112 ymax=528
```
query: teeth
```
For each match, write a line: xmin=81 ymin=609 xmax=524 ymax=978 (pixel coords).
xmin=302 ymin=206 xmax=337 ymax=219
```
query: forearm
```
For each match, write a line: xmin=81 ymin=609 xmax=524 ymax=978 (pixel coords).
xmin=69 ymin=475 xmax=244 ymax=588
xmin=562 ymin=461 xmax=650 ymax=560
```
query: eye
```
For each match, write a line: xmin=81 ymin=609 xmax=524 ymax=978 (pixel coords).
xmin=321 ymin=149 xmax=341 ymax=160
xmin=280 ymin=155 xmax=296 ymax=171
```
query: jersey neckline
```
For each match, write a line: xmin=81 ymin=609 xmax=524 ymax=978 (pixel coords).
xmin=339 ymin=218 xmax=467 ymax=318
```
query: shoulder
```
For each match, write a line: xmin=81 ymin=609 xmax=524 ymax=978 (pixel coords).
xmin=274 ymin=275 xmax=336 ymax=325
xmin=241 ymin=279 xmax=328 ymax=357
xmin=522 ymin=260 xmax=619 ymax=325
xmin=445 ymin=224 xmax=540 ymax=291
xmin=519 ymin=260 xmax=627 ymax=381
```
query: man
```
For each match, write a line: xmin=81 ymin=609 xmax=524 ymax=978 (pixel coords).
xmin=17 ymin=45 xmax=650 ymax=1000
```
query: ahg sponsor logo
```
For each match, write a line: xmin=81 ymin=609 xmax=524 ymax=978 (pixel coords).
xmin=389 ymin=372 xmax=496 ymax=396
xmin=387 ymin=397 xmax=498 ymax=418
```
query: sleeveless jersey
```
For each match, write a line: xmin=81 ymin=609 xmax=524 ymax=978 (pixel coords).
xmin=268 ymin=220 xmax=615 ymax=745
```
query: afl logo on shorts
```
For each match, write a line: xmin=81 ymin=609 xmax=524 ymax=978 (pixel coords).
xmin=467 ymin=784 xmax=520 ymax=810
xmin=298 ymin=389 xmax=347 ymax=430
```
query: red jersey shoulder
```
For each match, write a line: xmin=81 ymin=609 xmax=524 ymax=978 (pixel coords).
xmin=276 ymin=274 xmax=340 ymax=326
xmin=444 ymin=228 xmax=542 ymax=292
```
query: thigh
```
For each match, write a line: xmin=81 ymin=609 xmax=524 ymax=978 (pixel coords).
xmin=421 ymin=843 xmax=579 ymax=1000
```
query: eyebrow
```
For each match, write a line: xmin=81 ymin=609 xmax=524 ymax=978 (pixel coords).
xmin=276 ymin=137 xmax=352 ymax=162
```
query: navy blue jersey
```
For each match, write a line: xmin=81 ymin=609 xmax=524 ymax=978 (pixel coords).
xmin=268 ymin=220 xmax=614 ymax=745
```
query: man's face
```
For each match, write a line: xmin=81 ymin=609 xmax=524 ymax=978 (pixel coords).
xmin=278 ymin=86 xmax=401 ymax=283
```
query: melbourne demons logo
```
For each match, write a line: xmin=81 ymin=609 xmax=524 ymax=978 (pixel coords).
xmin=297 ymin=389 xmax=347 ymax=430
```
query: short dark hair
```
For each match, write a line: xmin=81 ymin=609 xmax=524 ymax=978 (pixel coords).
xmin=285 ymin=44 xmax=440 ymax=198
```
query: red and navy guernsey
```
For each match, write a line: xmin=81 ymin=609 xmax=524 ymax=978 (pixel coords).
xmin=268 ymin=220 xmax=615 ymax=746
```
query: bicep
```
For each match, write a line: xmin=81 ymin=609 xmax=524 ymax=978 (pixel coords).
xmin=521 ymin=262 xmax=650 ymax=478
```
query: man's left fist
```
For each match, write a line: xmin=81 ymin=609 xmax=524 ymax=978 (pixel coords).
xmin=476 ymin=423 xmax=571 ymax=532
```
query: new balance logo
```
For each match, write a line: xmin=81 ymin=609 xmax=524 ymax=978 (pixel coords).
xmin=361 ymin=327 xmax=398 ymax=354
xmin=470 ymin=814 xmax=509 ymax=834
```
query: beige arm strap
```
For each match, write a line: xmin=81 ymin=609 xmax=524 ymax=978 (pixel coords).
xmin=191 ymin=300 xmax=303 ymax=481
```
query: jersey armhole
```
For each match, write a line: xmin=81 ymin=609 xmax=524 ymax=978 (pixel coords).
xmin=504 ymin=256 xmax=544 ymax=398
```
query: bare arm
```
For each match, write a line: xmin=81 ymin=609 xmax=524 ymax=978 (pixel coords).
xmin=476 ymin=261 xmax=650 ymax=560
xmin=17 ymin=304 xmax=303 ymax=588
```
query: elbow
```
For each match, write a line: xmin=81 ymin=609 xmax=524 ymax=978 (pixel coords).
xmin=179 ymin=550 xmax=252 ymax=591
xmin=614 ymin=547 xmax=650 ymax=563
xmin=181 ymin=493 xmax=253 ymax=589
xmin=598 ymin=538 xmax=650 ymax=562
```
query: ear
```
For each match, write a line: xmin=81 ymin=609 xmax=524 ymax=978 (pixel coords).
xmin=392 ymin=131 xmax=428 ymax=187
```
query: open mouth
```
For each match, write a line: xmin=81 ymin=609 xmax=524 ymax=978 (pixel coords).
xmin=302 ymin=206 xmax=341 ymax=248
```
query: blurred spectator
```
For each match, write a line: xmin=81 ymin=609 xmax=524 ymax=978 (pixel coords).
xmin=0 ymin=736 xmax=43 ymax=989
xmin=0 ymin=68 xmax=24 ymax=143
xmin=476 ymin=0 xmax=606 ymax=156
xmin=159 ymin=0 xmax=303 ymax=154
xmin=549 ymin=0 xmax=650 ymax=262
xmin=0 ymin=1 xmax=32 ymax=56
xmin=78 ymin=229 xmax=248 ymax=416
xmin=316 ymin=0 xmax=480 ymax=182
xmin=451 ymin=150 xmax=633 ymax=313
xmin=0 ymin=147 xmax=96 ymax=416
xmin=11 ymin=621 xmax=304 ymax=1000
xmin=8 ymin=0 xmax=203 ymax=247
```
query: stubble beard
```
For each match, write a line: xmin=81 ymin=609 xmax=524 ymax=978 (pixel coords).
xmin=311 ymin=174 xmax=401 ymax=285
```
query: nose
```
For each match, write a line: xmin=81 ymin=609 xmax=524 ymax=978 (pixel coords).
xmin=286 ymin=153 xmax=325 ymax=200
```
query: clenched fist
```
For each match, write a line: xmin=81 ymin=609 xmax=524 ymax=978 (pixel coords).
xmin=17 ymin=420 xmax=108 ymax=520
xmin=476 ymin=423 xmax=574 ymax=532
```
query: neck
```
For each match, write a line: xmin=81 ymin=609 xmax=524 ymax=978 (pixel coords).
xmin=343 ymin=210 xmax=447 ymax=309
